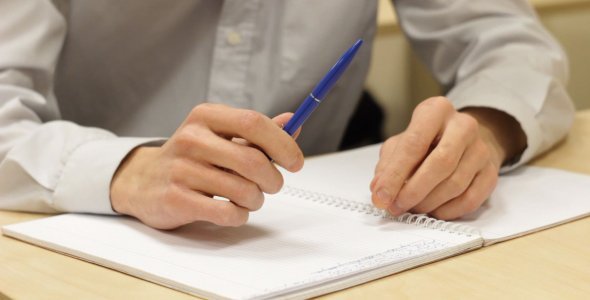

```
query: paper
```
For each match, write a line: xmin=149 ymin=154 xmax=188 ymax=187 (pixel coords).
xmin=456 ymin=166 xmax=590 ymax=244
xmin=4 ymin=144 xmax=590 ymax=299
xmin=3 ymin=190 xmax=478 ymax=299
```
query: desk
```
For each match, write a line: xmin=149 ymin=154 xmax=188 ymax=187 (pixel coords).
xmin=1 ymin=111 xmax=590 ymax=299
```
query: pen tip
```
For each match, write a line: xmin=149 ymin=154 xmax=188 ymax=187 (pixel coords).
xmin=351 ymin=39 xmax=363 ymax=52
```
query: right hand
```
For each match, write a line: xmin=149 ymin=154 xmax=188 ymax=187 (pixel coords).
xmin=110 ymin=103 xmax=304 ymax=229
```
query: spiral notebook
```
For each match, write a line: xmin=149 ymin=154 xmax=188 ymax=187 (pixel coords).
xmin=3 ymin=145 xmax=590 ymax=299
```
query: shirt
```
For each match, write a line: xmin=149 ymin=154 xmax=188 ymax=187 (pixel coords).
xmin=0 ymin=0 xmax=575 ymax=215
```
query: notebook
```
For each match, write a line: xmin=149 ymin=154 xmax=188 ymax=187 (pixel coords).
xmin=3 ymin=144 xmax=590 ymax=299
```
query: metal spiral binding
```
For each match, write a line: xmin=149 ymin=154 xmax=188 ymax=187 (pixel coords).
xmin=282 ymin=185 xmax=479 ymax=236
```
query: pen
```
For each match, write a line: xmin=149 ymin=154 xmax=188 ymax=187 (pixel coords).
xmin=283 ymin=39 xmax=363 ymax=136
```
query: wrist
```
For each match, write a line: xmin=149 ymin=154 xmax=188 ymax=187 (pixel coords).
xmin=462 ymin=107 xmax=527 ymax=168
xmin=110 ymin=146 xmax=156 ymax=215
xmin=476 ymin=123 xmax=506 ymax=169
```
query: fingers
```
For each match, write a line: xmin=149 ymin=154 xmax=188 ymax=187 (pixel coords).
xmin=430 ymin=162 xmax=498 ymax=220
xmin=370 ymin=134 xmax=400 ymax=192
xmin=371 ymin=98 xmax=453 ymax=209
xmin=188 ymin=104 xmax=304 ymax=172
xmin=159 ymin=185 xmax=250 ymax=228
xmin=393 ymin=113 xmax=478 ymax=214
xmin=370 ymin=97 xmax=500 ymax=220
xmin=178 ymin=129 xmax=284 ymax=194
xmin=410 ymin=139 xmax=488 ymax=214
xmin=232 ymin=112 xmax=302 ymax=149
xmin=119 ymin=104 xmax=307 ymax=230
xmin=171 ymin=160 xmax=265 ymax=211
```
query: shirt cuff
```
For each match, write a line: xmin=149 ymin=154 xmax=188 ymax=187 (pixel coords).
xmin=53 ymin=137 xmax=165 ymax=214
xmin=446 ymin=73 xmax=544 ymax=173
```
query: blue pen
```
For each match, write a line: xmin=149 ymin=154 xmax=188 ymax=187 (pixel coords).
xmin=283 ymin=39 xmax=363 ymax=136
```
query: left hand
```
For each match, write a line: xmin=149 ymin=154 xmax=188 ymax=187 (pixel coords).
xmin=370 ymin=97 xmax=524 ymax=220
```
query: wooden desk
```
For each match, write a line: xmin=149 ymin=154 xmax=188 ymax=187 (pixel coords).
xmin=2 ymin=111 xmax=590 ymax=299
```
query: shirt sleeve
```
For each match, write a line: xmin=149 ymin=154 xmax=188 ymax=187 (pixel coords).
xmin=393 ymin=0 xmax=575 ymax=172
xmin=0 ymin=1 xmax=163 ymax=214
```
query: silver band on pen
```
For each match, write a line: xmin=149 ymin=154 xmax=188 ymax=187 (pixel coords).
xmin=310 ymin=93 xmax=322 ymax=103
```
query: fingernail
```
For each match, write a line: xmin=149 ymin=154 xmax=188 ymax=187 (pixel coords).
xmin=370 ymin=173 xmax=380 ymax=192
xmin=376 ymin=189 xmax=392 ymax=208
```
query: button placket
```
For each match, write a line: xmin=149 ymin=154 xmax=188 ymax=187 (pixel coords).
xmin=207 ymin=0 xmax=261 ymax=108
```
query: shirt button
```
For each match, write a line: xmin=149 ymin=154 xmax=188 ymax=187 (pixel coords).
xmin=226 ymin=31 xmax=242 ymax=46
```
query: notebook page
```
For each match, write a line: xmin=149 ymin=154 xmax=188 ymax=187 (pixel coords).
xmin=283 ymin=144 xmax=590 ymax=246
xmin=282 ymin=144 xmax=380 ymax=200
xmin=2 ymin=190 xmax=479 ymax=300
xmin=454 ymin=166 xmax=590 ymax=245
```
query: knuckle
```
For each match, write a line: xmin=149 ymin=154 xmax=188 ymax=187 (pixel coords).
xmin=420 ymin=96 xmax=451 ymax=111
xmin=405 ymin=190 xmax=421 ymax=204
xmin=189 ymin=132 xmax=212 ymax=152
xmin=239 ymin=110 xmax=265 ymax=134
xmin=381 ymin=136 xmax=399 ymax=156
xmin=403 ymin=131 xmax=428 ymax=153
xmin=461 ymin=194 xmax=482 ymax=214
xmin=235 ymin=211 xmax=249 ymax=226
xmin=240 ymin=148 xmax=268 ymax=171
xmin=283 ymin=145 xmax=305 ymax=172
xmin=446 ymin=173 xmax=470 ymax=197
xmin=383 ymin=136 xmax=397 ymax=150
xmin=234 ymin=181 xmax=255 ymax=198
xmin=417 ymin=98 xmax=436 ymax=110
xmin=173 ymin=130 xmax=197 ymax=153
xmin=218 ymin=212 xmax=234 ymax=226
xmin=459 ymin=113 xmax=479 ymax=133
xmin=236 ymin=183 xmax=264 ymax=210
xmin=267 ymin=173 xmax=284 ymax=194
xmin=218 ymin=207 xmax=248 ymax=227
xmin=190 ymin=103 xmax=214 ymax=119
xmin=383 ymin=167 xmax=404 ymax=184
xmin=431 ymin=210 xmax=451 ymax=220
xmin=250 ymin=193 xmax=265 ymax=211
xmin=486 ymin=166 xmax=500 ymax=188
xmin=209 ymin=206 xmax=230 ymax=226
xmin=399 ymin=188 xmax=421 ymax=207
xmin=411 ymin=205 xmax=430 ymax=215
xmin=434 ymin=96 xmax=453 ymax=109
xmin=433 ymin=146 xmax=457 ymax=171
xmin=291 ymin=150 xmax=305 ymax=171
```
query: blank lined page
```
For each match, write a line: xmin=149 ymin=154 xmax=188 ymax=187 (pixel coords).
xmin=455 ymin=166 xmax=590 ymax=245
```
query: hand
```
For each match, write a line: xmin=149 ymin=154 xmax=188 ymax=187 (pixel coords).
xmin=370 ymin=97 xmax=526 ymax=220
xmin=110 ymin=103 xmax=304 ymax=229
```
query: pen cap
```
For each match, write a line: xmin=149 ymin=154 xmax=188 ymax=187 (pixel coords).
xmin=311 ymin=39 xmax=363 ymax=100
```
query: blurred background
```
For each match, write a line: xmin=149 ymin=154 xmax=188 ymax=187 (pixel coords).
xmin=365 ymin=0 xmax=590 ymax=138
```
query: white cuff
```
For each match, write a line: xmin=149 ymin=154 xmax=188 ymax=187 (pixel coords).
xmin=53 ymin=137 xmax=165 ymax=214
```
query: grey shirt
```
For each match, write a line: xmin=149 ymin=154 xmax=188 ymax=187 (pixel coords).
xmin=0 ymin=0 xmax=574 ymax=214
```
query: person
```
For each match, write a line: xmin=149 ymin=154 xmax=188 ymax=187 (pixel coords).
xmin=0 ymin=0 xmax=574 ymax=229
